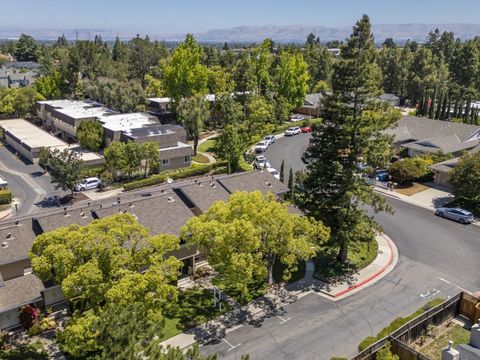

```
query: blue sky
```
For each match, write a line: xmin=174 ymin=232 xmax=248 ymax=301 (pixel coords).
xmin=2 ymin=0 xmax=480 ymax=33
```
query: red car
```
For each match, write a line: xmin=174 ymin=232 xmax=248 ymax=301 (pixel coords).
xmin=301 ymin=125 xmax=313 ymax=133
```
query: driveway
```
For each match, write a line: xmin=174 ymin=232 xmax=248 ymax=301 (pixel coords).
xmin=0 ymin=145 xmax=64 ymax=216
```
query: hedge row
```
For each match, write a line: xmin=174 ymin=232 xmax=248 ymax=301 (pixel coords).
xmin=123 ymin=162 xmax=227 ymax=191
xmin=357 ymin=298 xmax=444 ymax=351
xmin=0 ymin=190 xmax=12 ymax=205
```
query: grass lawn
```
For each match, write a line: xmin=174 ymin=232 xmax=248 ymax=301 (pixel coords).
xmin=395 ymin=182 xmax=429 ymax=196
xmin=192 ymin=153 xmax=211 ymax=164
xmin=315 ymin=239 xmax=378 ymax=283
xmin=161 ymin=287 xmax=231 ymax=340
xmin=420 ymin=323 xmax=470 ymax=360
xmin=197 ymin=139 xmax=216 ymax=154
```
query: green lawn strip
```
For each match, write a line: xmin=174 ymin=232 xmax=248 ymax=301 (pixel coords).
xmin=192 ymin=153 xmax=211 ymax=164
xmin=197 ymin=139 xmax=217 ymax=154
xmin=161 ymin=287 xmax=231 ymax=341
xmin=358 ymin=298 xmax=445 ymax=351
xmin=420 ymin=323 xmax=470 ymax=360
xmin=315 ymin=239 xmax=378 ymax=282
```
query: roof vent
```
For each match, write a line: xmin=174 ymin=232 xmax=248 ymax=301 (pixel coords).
xmin=266 ymin=182 xmax=272 ymax=187
xmin=64 ymin=207 xmax=69 ymax=217
xmin=123 ymin=209 xmax=127 ymax=214
xmin=100 ymin=204 xmax=103 ymax=209
xmin=129 ymin=202 xmax=135 ymax=208
xmin=210 ymin=182 xmax=216 ymax=188
xmin=161 ymin=189 xmax=165 ymax=193
xmin=14 ymin=220 xmax=20 ymax=226
xmin=117 ymin=197 xmax=121 ymax=205
xmin=80 ymin=210 xmax=86 ymax=218
xmin=1 ymin=241 xmax=8 ymax=248
xmin=6 ymin=233 xmax=12 ymax=239
xmin=167 ymin=196 xmax=175 ymax=203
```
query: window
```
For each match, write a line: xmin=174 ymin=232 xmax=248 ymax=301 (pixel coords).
xmin=184 ymin=155 xmax=191 ymax=163
xmin=162 ymin=159 xmax=169 ymax=166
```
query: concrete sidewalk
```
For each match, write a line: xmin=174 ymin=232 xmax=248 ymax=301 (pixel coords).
xmin=375 ymin=185 xmax=453 ymax=212
xmin=160 ymin=234 xmax=397 ymax=350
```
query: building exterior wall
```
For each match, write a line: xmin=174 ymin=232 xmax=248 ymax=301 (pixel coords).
xmin=159 ymin=156 xmax=191 ymax=171
xmin=434 ymin=170 xmax=451 ymax=187
xmin=3 ymin=133 xmax=34 ymax=162
xmin=42 ymin=285 xmax=65 ymax=307
xmin=0 ymin=308 xmax=20 ymax=330
xmin=0 ymin=259 xmax=31 ymax=281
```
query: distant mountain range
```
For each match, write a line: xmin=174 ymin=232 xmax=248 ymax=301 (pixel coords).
xmin=1 ymin=23 xmax=480 ymax=43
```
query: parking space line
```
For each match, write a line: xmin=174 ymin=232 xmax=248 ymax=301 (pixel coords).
xmin=222 ymin=338 xmax=241 ymax=351
xmin=277 ymin=315 xmax=291 ymax=324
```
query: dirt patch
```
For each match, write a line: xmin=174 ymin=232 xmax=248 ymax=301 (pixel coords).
xmin=58 ymin=192 xmax=89 ymax=205
xmin=395 ymin=182 xmax=429 ymax=196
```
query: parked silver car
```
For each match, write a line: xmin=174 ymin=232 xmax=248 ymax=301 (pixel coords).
xmin=435 ymin=207 xmax=474 ymax=224
xmin=75 ymin=177 xmax=102 ymax=192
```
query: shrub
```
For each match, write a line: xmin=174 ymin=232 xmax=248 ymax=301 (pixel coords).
xmin=123 ymin=162 xmax=227 ymax=191
xmin=389 ymin=157 xmax=431 ymax=184
xmin=18 ymin=305 xmax=41 ymax=330
xmin=0 ymin=190 xmax=12 ymax=205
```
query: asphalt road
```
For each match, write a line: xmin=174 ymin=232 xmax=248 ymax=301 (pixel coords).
xmin=201 ymin=135 xmax=480 ymax=360
xmin=0 ymin=145 xmax=63 ymax=216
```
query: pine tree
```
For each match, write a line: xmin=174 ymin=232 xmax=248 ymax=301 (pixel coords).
xmin=300 ymin=15 xmax=399 ymax=263
xmin=287 ymin=167 xmax=294 ymax=202
xmin=279 ymin=160 xmax=285 ymax=183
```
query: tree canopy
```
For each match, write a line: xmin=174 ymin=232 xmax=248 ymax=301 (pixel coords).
xmin=450 ymin=151 xmax=480 ymax=201
xmin=47 ymin=148 xmax=84 ymax=196
xmin=76 ymin=120 xmax=104 ymax=151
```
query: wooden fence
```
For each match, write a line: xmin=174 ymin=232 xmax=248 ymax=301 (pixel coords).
xmin=350 ymin=292 xmax=478 ymax=360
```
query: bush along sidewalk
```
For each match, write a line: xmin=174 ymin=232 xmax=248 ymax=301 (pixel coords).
xmin=123 ymin=162 xmax=228 ymax=191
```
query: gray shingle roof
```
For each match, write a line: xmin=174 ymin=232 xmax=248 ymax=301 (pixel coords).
xmin=175 ymin=180 xmax=231 ymax=212
xmin=92 ymin=192 xmax=193 ymax=236
xmin=159 ymin=143 xmax=194 ymax=160
xmin=0 ymin=274 xmax=44 ymax=311
xmin=34 ymin=209 xmax=95 ymax=234
xmin=389 ymin=116 xmax=480 ymax=143
xmin=217 ymin=170 xmax=289 ymax=196
xmin=0 ymin=220 xmax=36 ymax=265
xmin=303 ymin=93 xmax=322 ymax=108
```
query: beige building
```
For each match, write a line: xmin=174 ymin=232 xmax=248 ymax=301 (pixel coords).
xmin=0 ymin=119 xmax=105 ymax=167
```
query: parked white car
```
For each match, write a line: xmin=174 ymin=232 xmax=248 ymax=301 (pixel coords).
xmin=285 ymin=127 xmax=301 ymax=136
xmin=263 ymin=135 xmax=275 ymax=146
xmin=254 ymin=155 xmax=271 ymax=169
xmin=267 ymin=167 xmax=280 ymax=180
xmin=255 ymin=140 xmax=269 ymax=153
xmin=290 ymin=115 xmax=305 ymax=122
xmin=75 ymin=177 xmax=101 ymax=191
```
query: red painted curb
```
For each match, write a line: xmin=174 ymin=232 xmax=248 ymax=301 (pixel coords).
xmin=333 ymin=237 xmax=394 ymax=297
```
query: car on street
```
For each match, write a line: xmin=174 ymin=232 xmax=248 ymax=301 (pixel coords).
xmin=263 ymin=135 xmax=276 ymax=146
xmin=75 ymin=177 xmax=101 ymax=191
xmin=255 ymin=140 xmax=269 ymax=153
xmin=285 ymin=127 xmax=301 ymax=136
xmin=290 ymin=115 xmax=305 ymax=122
xmin=301 ymin=151 xmax=310 ymax=164
xmin=254 ymin=155 xmax=271 ymax=169
xmin=301 ymin=125 xmax=313 ymax=133
xmin=266 ymin=167 xmax=280 ymax=180
xmin=375 ymin=168 xmax=389 ymax=182
xmin=435 ymin=207 xmax=474 ymax=224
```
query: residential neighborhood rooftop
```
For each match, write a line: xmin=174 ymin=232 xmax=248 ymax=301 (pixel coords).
xmin=0 ymin=274 xmax=44 ymax=312
xmin=97 ymin=112 xmax=159 ymax=133
xmin=0 ymin=118 xmax=66 ymax=149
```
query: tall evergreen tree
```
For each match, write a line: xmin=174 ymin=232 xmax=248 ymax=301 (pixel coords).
xmin=300 ymin=15 xmax=399 ymax=263
xmin=279 ymin=160 xmax=285 ymax=183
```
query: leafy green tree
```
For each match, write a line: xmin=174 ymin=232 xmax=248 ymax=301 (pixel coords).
xmin=83 ymin=77 xmax=145 ymax=113
xmin=123 ymin=142 xmax=142 ymax=179
xmin=163 ymin=34 xmax=208 ymax=106
xmin=30 ymin=214 xmax=181 ymax=358
xmin=304 ymin=44 xmax=332 ymax=91
xmin=76 ymin=120 xmax=104 ymax=151
xmin=104 ymin=141 xmax=127 ymax=178
xmin=177 ymin=94 xmax=209 ymax=154
xmin=245 ymin=95 xmax=274 ymax=137
xmin=213 ymin=125 xmax=245 ymax=174
xmin=275 ymin=51 xmax=310 ymax=110
xmin=300 ymin=15 xmax=399 ymax=263
xmin=233 ymin=53 xmax=257 ymax=98
xmin=144 ymin=74 xmax=164 ymax=97
xmin=47 ymin=148 xmax=84 ymax=196
xmin=0 ymin=88 xmax=45 ymax=117
xmin=254 ymin=39 xmax=274 ymax=95
xmin=112 ymin=35 xmax=127 ymax=62
xmin=388 ymin=157 xmax=431 ymax=184
xmin=140 ymin=141 xmax=159 ymax=177
xmin=211 ymin=94 xmax=244 ymax=128
xmin=450 ymin=152 xmax=480 ymax=202
xmin=182 ymin=192 xmax=329 ymax=295
xmin=14 ymin=33 xmax=38 ymax=61
xmin=207 ymin=65 xmax=235 ymax=94
xmin=287 ymin=167 xmax=294 ymax=201
xmin=35 ymin=69 xmax=63 ymax=99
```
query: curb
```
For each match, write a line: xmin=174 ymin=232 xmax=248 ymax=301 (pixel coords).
xmin=331 ymin=235 xmax=395 ymax=298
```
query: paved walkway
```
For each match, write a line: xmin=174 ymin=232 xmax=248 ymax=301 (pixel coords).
xmin=160 ymin=233 xmax=397 ymax=350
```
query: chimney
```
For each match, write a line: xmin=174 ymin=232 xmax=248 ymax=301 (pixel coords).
xmin=441 ymin=341 xmax=459 ymax=360
xmin=471 ymin=320 xmax=480 ymax=348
